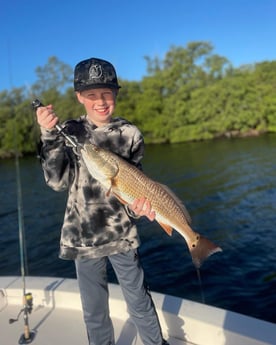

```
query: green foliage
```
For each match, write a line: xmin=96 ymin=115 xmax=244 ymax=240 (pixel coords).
xmin=1 ymin=41 xmax=276 ymax=158
xmin=115 ymin=80 xmax=142 ymax=123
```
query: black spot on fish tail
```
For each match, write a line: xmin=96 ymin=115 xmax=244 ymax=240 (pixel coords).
xmin=190 ymin=236 xmax=222 ymax=268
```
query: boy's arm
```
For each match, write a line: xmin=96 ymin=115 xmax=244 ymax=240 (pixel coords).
xmin=36 ymin=105 xmax=72 ymax=191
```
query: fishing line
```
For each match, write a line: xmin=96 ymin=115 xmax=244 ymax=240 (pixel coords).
xmin=196 ymin=268 xmax=206 ymax=304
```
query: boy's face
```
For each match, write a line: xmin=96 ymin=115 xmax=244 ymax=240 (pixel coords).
xmin=76 ymin=88 xmax=117 ymax=127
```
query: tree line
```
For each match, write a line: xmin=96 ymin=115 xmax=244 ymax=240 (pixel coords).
xmin=1 ymin=41 xmax=276 ymax=158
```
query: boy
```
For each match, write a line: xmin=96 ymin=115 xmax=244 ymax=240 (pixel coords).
xmin=35 ymin=57 xmax=169 ymax=345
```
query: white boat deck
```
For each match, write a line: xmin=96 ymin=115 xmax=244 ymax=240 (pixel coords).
xmin=0 ymin=276 xmax=275 ymax=345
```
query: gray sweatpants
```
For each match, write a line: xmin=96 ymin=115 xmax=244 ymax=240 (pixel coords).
xmin=75 ymin=249 xmax=164 ymax=345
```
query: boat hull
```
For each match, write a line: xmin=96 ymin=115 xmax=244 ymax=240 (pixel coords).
xmin=0 ymin=276 xmax=274 ymax=345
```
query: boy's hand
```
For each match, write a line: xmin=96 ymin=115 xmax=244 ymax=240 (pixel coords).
xmin=130 ymin=197 xmax=156 ymax=221
xmin=36 ymin=104 xmax=59 ymax=129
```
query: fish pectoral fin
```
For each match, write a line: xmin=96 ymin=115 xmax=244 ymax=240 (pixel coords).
xmin=158 ymin=222 xmax=173 ymax=236
xmin=106 ymin=186 xmax=112 ymax=197
xmin=104 ymin=179 xmax=114 ymax=197
xmin=106 ymin=177 xmax=119 ymax=197
xmin=113 ymin=192 xmax=128 ymax=205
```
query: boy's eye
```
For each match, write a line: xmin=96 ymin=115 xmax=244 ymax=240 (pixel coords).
xmin=85 ymin=91 xmax=113 ymax=100
xmin=103 ymin=91 xmax=113 ymax=97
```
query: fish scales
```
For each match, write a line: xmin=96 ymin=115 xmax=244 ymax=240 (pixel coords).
xmin=113 ymin=163 xmax=191 ymax=226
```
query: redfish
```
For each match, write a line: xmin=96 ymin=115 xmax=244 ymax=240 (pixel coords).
xmin=82 ymin=144 xmax=222 ymax=268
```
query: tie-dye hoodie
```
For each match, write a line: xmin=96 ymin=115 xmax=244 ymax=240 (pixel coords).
xmin=39 ymin=115 xmax=144 ymax=260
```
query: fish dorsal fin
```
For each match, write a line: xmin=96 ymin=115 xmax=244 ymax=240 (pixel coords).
xmin=158 ymin=222 xmax=173 ymax=236
xmin=157 ymin=183 xmax=192 ymax=225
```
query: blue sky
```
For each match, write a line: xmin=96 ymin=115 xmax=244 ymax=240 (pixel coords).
xmin=1 ymin=0 xmax=276 ymax=92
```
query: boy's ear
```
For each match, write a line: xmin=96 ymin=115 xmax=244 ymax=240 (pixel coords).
xmin=76 ymin=92 xmax=83 ymax=104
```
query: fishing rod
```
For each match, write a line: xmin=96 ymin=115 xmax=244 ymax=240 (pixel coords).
xmin=31 ymin=99 xmax=79 ymax=148
xmin=10 ymin=118 xmax=36 ymax=344
xmin=7 ymin=44 xmax=35 ymax=343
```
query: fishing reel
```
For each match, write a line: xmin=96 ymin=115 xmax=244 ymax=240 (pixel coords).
xmin=9 ymin=292 xmax=33 ymax=324
xmin=24 ymin=292 xmax=33 ymax=314
xmin=9 ymin=292 xmax=35 ymax=343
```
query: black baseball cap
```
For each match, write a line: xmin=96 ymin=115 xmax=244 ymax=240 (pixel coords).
xmin=74 ymin=57 xmax=121 ymax=91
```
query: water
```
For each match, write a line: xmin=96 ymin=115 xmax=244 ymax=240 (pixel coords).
xmin=0 ymin=134 xmax=276 ymax=324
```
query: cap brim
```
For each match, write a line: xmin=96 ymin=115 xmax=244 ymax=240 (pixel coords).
xmin=75 ymin=83 xmax=121 ymax=92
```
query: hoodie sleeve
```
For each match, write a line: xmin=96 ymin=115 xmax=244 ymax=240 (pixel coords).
xmin=39 ymin=127 xmax=74 ymax=191
xmin=129 ymin=127 xmax=145 ymax=170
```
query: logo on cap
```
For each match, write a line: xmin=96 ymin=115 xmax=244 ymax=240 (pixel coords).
xmin=89 ymin=64 xmax=103 ymax=79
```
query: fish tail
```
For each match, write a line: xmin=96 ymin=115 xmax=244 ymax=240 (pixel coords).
xmin=189 ymin=235 xmax=222 ymax=268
